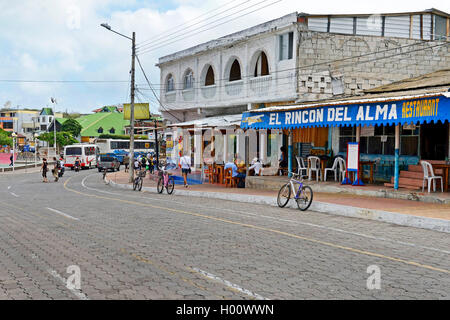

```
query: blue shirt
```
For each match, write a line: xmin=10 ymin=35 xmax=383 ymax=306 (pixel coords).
xmin=224 ymin=162 xmax=239 ymax=177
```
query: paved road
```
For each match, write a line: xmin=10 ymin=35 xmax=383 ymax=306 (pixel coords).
xmin=0 ymin=169 xmax=449 ymax=300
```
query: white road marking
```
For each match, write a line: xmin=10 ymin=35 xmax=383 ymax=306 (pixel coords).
xmin=10 ymin=192 xmax=19 ymax=197
xmin=47 ymin=207 xmax=79 ymax=221
xmin=191 ymin=267 xmax=268 ymax=300
xmin=47 ymin=269 xmax=89 ymax=300
xmin=81 ymin=174 xmax=450 ymax=255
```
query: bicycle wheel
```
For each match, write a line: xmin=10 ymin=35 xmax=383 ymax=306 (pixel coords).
xmin=133 ymin=178 xmax=139 ymax=191
xmin=166 ymin=177 xmax=175 ymax=194
xmin=138 ymin=178 xmax=143 ymax=191
xmin=157 ymin=177 xmax=164 ymax=194
xmin=296 ymin=186 xmax=313 ymax=211
xmin=277 ymin=184 xmax=291 ymax=208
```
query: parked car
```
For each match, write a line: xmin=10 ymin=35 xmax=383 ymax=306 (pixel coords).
xmin=97 ymin=155 xmax=120 ymax=172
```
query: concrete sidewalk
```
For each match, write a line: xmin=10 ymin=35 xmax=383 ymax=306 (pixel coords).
xmin=105 ymin=171 xmax=450 ymax=233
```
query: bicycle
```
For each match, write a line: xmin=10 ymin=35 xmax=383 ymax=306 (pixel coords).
xmin=157 ymin=169 xmax=174 ymax=194
xmin=133 ymin=169 xmax=146 ymax=191
xmin=277 ymin=172 xmax=313 ymax=211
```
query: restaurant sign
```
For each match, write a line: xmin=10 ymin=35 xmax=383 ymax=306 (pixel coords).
xmin=241 ymin=95 xmax=449 ymax=129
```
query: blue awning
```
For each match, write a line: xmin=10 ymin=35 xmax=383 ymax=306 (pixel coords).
xmin=241 ymin=93 xmax=450 ymax=129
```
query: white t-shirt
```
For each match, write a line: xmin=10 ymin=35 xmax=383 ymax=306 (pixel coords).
xmin=249 ymin=161 xmax=262 ymax=174
xmin=180 ymin=155 xmax=191 ymax=169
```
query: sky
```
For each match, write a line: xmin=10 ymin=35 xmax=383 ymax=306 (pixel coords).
xmin=0 ymin=0 xmax=449 ymax=115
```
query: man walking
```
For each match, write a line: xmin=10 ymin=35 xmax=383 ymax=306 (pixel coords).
xmin=9 ymin=153 xmax=13 ymax=166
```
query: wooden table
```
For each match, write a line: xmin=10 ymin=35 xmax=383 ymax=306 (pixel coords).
xmin=359 ymin=161 xmax=375 ymax=184
xmin=215 ymin=164 xmax=225 ymax=184
xmin=431 ymin=163 xmax=450 ymax=192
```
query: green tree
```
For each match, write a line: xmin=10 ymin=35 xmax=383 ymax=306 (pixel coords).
xmin=61 ymin=118 xmax=82 ymax=137
xmin=38 ymin=131 xmax=78 ymax=149
xmin=0 ymin=128 xmax=12 ymax=146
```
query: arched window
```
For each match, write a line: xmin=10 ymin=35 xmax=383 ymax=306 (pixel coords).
xmin=97 ymin=127 xmax=103 ymax=134
xmin=205 ymin=66 xmax=215 ymax=86
xmin=184 ymin=69 xmax=194 ymax=89
xmin=254 ymin=52 xmax=269 ymax=77
xmin=166 ymin=74 xmax=174 ymax=92
xmin=229 ymin=59 xmax=241 ymax=82
xmin=109 ymin=127 xmax=115 ymax=134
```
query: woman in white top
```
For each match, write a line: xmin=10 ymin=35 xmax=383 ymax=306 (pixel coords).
xmin=249 ymin=158 xmax=262 ymax=176
xmin=180 ymin=152 xmax=191 ymax=187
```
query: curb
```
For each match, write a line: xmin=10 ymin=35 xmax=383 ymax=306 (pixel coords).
xmin=107 ymin=179 xmax=450 ymax=234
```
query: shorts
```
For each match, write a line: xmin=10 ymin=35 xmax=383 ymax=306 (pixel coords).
xmin=182 ymin=168 xmax=190 ymax=174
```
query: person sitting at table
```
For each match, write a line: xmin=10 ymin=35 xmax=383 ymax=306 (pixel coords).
xmin=225 ymin=159 xmax=246 ymax=185
xmin=249 ymin=158 xmax=262 ymax=176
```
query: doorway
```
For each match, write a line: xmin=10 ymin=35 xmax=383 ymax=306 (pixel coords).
xmin=420 ymin=121 xmax=448 ymax=160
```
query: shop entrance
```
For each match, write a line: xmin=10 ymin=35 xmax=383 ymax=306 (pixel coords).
xmin=420 ymin=121 xmax=448 ymax=160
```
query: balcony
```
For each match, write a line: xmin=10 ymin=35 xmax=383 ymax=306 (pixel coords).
xmin=201 ymin=85 xmax=217 ymax=99
xmin=165 ymin=91 xmax=176 ymax=103
xmin=249 ymin=75 xmax=272 ymax=96
xmin=225 ymin=80 xmax=243 ymax=97
xmin=182 ymin=88 xmax=195 ymax=101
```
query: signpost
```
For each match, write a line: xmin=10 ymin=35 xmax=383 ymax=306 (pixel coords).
xmin=342 ymin=142 xmax=363 ymax=186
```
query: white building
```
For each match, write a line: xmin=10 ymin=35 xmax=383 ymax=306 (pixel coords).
xmin=157 ymin=13 xmax=299 ymax=123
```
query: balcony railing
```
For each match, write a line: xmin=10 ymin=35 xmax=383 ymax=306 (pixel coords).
xmin=182 ymin=88 xmax=195 ymax=101
xmin=249 ymin=75 xmax=272 ymax=96
xmin=165 ymin=91 xmax=176 ymax=103
xmin=201 ymin=85 xmax=217 ymax=99
xmin=225 ymin=80 xmax=244 ymax=96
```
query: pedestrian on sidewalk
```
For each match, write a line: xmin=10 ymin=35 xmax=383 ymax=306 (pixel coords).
xmin=180 ymin=152 xmax=191 ymax=188
xmin=41 ymin=158 xmax=48 ymax=183
xmin=123 ymin=154 xmax=129 ymax=172
xmin=9 ymin=153 xmax=13 ymax=166
xmin=148 ymin=155 xmax=154 ymax=175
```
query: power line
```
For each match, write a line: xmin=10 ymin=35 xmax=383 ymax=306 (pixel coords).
xmin=139 ymin=41 xmax=449 ymax=91
xmin=0 ymin=79 xmax=130 ymax=83
xmin=135 ymin=54 xmax=183 ymax=122
xmin=137 ymin=0 xmax=282 ymax=55
xmin=137 ymin=0 xmax=246 ymax=47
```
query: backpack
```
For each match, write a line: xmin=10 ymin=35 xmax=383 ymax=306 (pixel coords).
xmin=56 ymin=160 xmax=61 ymax=169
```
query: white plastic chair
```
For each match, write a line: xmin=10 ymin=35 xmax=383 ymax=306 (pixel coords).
xmin=420 ymin=160 xmax=443 ymax=193
xmin=324 ymin=157 xmax=340 ymax=182
xmin=296 ymin=156 xmax=307 ymax=177
xmin=337 ymin=157 xmax=346 ymax=182
xmin=307 ymin=156 xmax=322 ymax=181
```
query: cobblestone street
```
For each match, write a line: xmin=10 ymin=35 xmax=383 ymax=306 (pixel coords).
xmin=0 ymin=169 xmax=449 ymax=300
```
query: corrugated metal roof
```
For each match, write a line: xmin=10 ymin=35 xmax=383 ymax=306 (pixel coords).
xmin=248 ymin=86 xmax=449 ymax=113
xmin=365 ymin=69 xmax=450 ymax=93
xmin=168 ymin=114 xmax=242 ymax=128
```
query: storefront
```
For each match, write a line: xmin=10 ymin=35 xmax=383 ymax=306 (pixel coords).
xmin=241 ymin=91 xmax=450 ymax=189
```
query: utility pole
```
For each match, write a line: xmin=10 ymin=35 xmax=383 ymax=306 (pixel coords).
xmin=129 ymin=31 xmax=136 ymax=183
xmin=154 ymin=118 xmax=159 ymax=168
xmin=100 ymin=23 xmax=135 ymax=183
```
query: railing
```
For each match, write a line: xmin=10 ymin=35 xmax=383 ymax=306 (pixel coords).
xmin=165 ymin=91 xmax=176 ymax=103
xmin=201 ymin=85 xmax=217 ymax=99
xmin=249 ymin=75 xmax=272 ymax=96
xmin=182 ymin=88 xmax=195 ymax=101
xmin=225 ymin=80 xmax=244 ymax=96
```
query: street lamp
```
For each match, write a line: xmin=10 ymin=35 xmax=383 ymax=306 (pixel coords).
xmin=101 ymin=23 xmax=136 ymax=183
xmin=51 ymin=98 xmax=57 ymax=156
xmin=11 ymin=132 xmax=17 ymax=172
xmin=34 ymin=132 xmax=39 ymax=168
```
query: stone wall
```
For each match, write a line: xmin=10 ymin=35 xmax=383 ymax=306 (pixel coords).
xmin=296 ymin=31 xmax=450 ymax=102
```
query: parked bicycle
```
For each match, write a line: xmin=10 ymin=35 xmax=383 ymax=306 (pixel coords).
xmin=277 ymin=172 xmax=313 ymax=211
xmin=157 ymin=169 xmax=174 ymax=194
xmin=133 ymin=169 xmax=146 ymax=191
